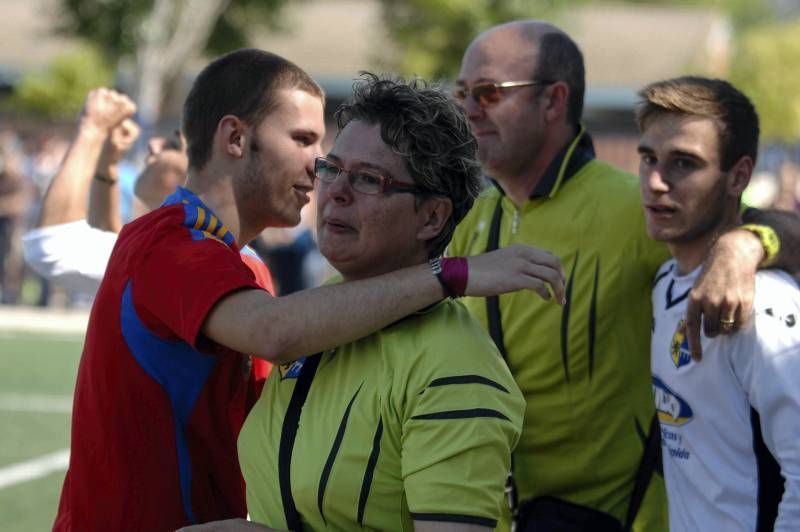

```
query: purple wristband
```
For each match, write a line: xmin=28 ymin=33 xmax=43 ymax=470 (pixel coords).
xmin=440 ymin=257 xmax=468 ymax=297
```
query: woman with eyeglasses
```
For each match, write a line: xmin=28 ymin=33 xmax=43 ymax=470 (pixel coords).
xmin=181 ymin=74 xmax=564 ymax=532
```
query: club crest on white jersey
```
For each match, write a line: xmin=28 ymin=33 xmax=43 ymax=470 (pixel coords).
xmin=670 ymin=319 xmax=692 ymax=369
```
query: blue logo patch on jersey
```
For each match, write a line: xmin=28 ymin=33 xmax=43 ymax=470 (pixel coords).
xmin=279 ymin=357 xmax=306 ymax=380
xmin=653 ymin=375 xmax=693 ymax=426
xmin=670 ymin=319 xmax=692 ymax=368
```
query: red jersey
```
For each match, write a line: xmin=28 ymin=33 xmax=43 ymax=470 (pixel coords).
xmin=54 ymin=188 xmax=270 ymax=531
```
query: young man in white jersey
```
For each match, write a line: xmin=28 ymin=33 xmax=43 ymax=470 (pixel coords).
xmin=637 ymin=76 xmax=800 ymax=531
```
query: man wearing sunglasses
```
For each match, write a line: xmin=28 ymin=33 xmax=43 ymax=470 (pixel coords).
xmin=448 ymin=20 xmax=800 ymax=531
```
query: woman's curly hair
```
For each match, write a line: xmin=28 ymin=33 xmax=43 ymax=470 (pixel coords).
xmin=335 ymin=72 xmax=483 ymax=258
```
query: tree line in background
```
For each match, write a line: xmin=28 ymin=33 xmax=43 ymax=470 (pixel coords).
xmin=11 ymin=0 xmax=294 ymax=134
xmin=9 ymin=0 xmax=800 ymax=142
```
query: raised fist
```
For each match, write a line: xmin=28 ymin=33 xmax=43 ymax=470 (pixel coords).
xmin=81 ymin=88 xmax=137 ymax=134
xmin=100 ymin=118 xmax=141 ymax=167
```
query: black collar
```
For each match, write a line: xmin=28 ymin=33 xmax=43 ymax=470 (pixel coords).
xmin=531 ymin=126 xmax=596 ymax=199
xmin=490 ymin=126 xmax=597 ymax=200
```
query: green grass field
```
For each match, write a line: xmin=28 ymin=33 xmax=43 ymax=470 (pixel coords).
xmin=0 ymin=329 xmax=84 ymax=531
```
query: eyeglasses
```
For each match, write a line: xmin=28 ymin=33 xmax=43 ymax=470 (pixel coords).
xmin=314 ymin=157 xmax=425 ymax=196
xmin=453 ymin=80 xmax=555 ymax=108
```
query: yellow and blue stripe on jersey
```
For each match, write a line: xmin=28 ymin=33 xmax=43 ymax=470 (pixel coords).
xmin=163 ymin=187 xmax=236 ymax=247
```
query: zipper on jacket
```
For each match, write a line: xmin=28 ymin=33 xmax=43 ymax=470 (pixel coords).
xmin=512 ymin=208 xmax=520 ymax=234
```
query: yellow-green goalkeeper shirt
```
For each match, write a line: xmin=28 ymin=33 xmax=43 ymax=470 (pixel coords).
xmin=238 ymin=298 xmax=525 ymax=531
xmin=449 ymin=130 xmax=670 ymax=529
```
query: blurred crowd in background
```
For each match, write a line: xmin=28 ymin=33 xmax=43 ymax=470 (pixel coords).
xmin=0 ymin=125 xmax=331 ymax=307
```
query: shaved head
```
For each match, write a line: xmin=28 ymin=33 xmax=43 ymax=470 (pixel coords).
xmin=467 ymin=21 xmax=564 ymax=74
xmin=465 ymin=20 xmax=585 ymax=126
xmin=472 ymin=20 xmax=564 ymax=49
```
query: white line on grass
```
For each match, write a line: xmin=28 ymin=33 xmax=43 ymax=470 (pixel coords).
xmin=0 ymin=393 xmax=73 ymax=413
xmin=0 ymin=449 xmax=69 ymax=489
xmin=0 ymin=330 xmax=83 ymax=343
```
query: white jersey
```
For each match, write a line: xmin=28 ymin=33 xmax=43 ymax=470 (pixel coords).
xmin=651 ymin=259 xmax=800 ymax=532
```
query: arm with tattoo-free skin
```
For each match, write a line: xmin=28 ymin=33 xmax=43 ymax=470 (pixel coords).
xmin=202 ymin=244 xmax=565 ymax=365
xmin=686 ymin=207 xmax=800 ymax=360
xmin=36 ymin=88 xmax=136 ymax=228
xmin=88 ymin=118 xmax=140 ymax=233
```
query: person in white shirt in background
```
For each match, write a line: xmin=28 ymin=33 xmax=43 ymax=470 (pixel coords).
xmin=21 ymin=88 xmax=229 ymax=296
xmin=638 ymin=76 xmax=800 ymax=532
xmin=22 ymin=88 xmax=138 ymax=295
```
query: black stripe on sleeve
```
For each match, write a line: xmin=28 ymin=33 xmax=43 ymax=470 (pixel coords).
xmin=410 ymin=512 xmax=497 ymax=527
xmin=421 ymin=374 xmax=509 ymax=394
xmin=560 ymin=252 xmax=579 ymax=382
xmin=357 ymin=416 xmax=384 ymax=525
xmin=317 ymin=383 xmax=363 ymax=524
xmin=411 ymin=408 xmax=510 ymax=422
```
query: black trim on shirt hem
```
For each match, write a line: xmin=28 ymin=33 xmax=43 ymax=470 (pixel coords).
xmin=410 ymin=512 xmax=497 ymax=527
xmin=357 ymin=416 xmax=383 ymax=525
xmin=422 ymin=375 xmax=509 ymax=394
xmin=411 ymin=408 xmax=510 ymax=422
